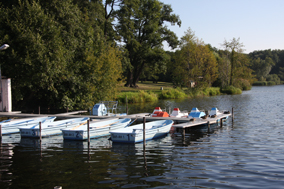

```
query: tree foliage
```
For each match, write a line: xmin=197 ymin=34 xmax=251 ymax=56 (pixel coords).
xmin=0 ymin=0 xmax=123 ymax=111
xmin=116 ymin=0 xmax=181 ymax=87
xmin=249 ymin=49 xmax=284 ymax=82
xmin=172 ymin=28 xmax=218 ymax=88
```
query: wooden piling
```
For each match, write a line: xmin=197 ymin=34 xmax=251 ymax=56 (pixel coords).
xmin=143 ymin=117 xmax=146 ymax=147
xmin=126 ymin=96 xmax=128 ymax=115
xmin=0 ymin=124 xmax=2 ymax=138
xmin=38 ymin=106 xmax=40 ymax=115
xmin=87 ymin=119 xmax=90 ymax=143
xmin=39 ymin=122 xmax=42 ymax=141
xmin=220 ymin=118 xmax=223 ymax=127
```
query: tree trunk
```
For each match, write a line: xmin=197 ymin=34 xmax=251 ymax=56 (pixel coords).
xmin=230 ymin=50 xmax=235 ymax=85
xmin=132 ymin=62 xmax=145 ymax=87
xmin=124 ymin=69 xmax=133 ymax=87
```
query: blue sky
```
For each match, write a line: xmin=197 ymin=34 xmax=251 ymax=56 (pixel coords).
xmin=161 ymin=0 xmax=284 ymax=53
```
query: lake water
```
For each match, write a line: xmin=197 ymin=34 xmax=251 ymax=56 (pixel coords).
xmin=1 ymin=85 xmax=284 ymax=188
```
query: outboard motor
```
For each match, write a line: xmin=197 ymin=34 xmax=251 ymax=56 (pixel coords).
xmin=92 ymin=103 xmax=107 ymax=116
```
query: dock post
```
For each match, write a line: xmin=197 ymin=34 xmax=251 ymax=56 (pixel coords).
xmin=143 ymin=117 xmax=146 ymax=147
xmin=38 ymin=106 xmax=40 ymax=114
xmin=143 ymin=117 xmax=148 ymax=176
xmin=39 ymin=122 xmax=42 ymax=141
xmin=87 ymin=120 xmax=90 ymax=143
xmin=126 ymin=96 xmax=128 ymax=115
xmin=220 ymin=118 xmax=223 ymax=127
xmin=0 ymin=124 xmax=2 ymax=139
xmin=207 ymin=121 xmax=210 ymax=132
xmin=232 ymin=107 xmax=234 ymax=121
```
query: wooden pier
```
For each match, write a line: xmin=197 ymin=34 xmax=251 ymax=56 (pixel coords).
xmin=0 ymin=111 xmax=232 ymax=132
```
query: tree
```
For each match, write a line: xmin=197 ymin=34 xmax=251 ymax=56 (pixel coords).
xmin=116 ymin=0 xmax=181 ymax=87
xmin=0 ymin=0 xmax=123 ymax=111
xmin=173 ymin=28 xmax=218 ymax=88
xmin=250 ymin=57 xmax=274 ymax=80
xmin=222 ymin=37 xmax=244 ymax=85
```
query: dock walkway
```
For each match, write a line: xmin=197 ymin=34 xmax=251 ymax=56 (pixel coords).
xmin=0 ymin=111 xmax=231 ymax=129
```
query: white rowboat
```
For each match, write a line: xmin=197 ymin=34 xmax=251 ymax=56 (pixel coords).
xmin=19 ymin=117 xmax=89 ymax=138
xmin=62 ymin=118 xmax=131 ymax=140
xmin=110 ymin=120 xmax=174 ymax=143
xmin=0 ymin=117 xmax=56 ymax=135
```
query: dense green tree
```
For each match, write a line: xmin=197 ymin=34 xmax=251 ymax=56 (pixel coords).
xmin=250 ymin=57 xmax=274 ymax=81
xmin=0 ymin=0 xmax=123 ymax=111
xmin=116 ymin=0 xmax=181 ymax=87
xmin=173 ymin=28 xmax=218 ymax=88
xmin=249 ymin=49 xmax=284 ymax=81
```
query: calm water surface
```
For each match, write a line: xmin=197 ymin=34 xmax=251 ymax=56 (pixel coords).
xmin=1 ymin=86 xmax=284 ymax=188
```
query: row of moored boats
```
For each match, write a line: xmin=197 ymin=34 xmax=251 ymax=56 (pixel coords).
xmin=0 ymin=107 xmax=230 ymax=143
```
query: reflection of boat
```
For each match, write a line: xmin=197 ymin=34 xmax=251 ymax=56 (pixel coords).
xmin=110 ymin=120 xmax=174 ymax=143
xmin=62 ymin=118 xmax=131 ymax=140
xmin=19 ymin=136 xmax=63 ymax=149
xmin=1 ymin=117 xmax=56 ymax=135
xmin=111 ymin=143 xmax=137 ymax=155
xmin=19 ymin=117 xmax=89 ymax=138
xmin=170 ymin=108 xmax=188 ymax=118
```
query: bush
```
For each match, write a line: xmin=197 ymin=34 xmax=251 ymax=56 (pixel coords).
xmin=117 ymin=91 xmax=158 ymax=103
xmin=221 ymin=86 xmax=242 ymax=95
xmin=159 ymin=88 xmax=187 ymax=99
xmin=253 ymin=81 xmax=267 ymax=86
xmin=234 ymin=79 xmax=252 ymax=90
xmin=203 ymin=87 xmax=221 ymax=96
xmin=266 ymin=74 xmax=280 ymax=85
xmin=267 ymin=81 xmax=276 ymax=86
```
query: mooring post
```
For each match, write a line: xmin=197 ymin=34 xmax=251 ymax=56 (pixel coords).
xmin=38 ymin=106 xmax=40 ymax=115
xmin=87 ymin=119 xmax=90 ymax=143
xmin=39 ymin=122 xmax=42 ymax=141
xmin=232 ymin=107 xmax=234 ymax=121
xmin=126 ymin=96 xmax=128 ymax=115
xmin=220 ymin=118 xmax=223 ymax=127
xmin=143 ymin=117 xmax=146 ymax=147
xmin=0 ymin=124 xmax=2 ymax=139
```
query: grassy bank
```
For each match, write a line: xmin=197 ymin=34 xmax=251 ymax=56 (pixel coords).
xmin=117 ymin=81 xmax=243 ymax=103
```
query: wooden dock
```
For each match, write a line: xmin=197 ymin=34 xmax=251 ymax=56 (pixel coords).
xmin=173 ymin=114 xmax=231 ymax=129
xmin=0 ymin=111 xmax=232 ymax=129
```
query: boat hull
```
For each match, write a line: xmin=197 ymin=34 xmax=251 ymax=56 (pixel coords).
xmin=62 ymin=118 xmax=131 ymax=140
xmin=19 ymin=118 xmax=89 ymax=138
xmin=110 ymin=120 xmax=174 ymax=143
xmin=1 ymin=117 xmax=56 ymax=135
